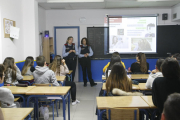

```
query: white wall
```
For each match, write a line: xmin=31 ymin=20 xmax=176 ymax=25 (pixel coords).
xmin=172 ymin=3 xmax=180 ymax=21
xmin=0 ymin=6 xmax=2 ymax=63
xmin=38 ymin=6 xmax=46 ymax=33
xmin=22 ymin=0 xmax=39 ymax=59
xmin=0 ymin=0 xmax=24 ymax=62
xmin=0 ymin=0 xmax=39 ymax=63
xmin=38 ymin=6 xmax=46 ymax=55
xmin=46 ymin=8 xmax=180 ymax=40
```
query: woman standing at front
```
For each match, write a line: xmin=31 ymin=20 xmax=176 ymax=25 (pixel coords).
xmin=78 ymin=37 xmax=97 ymax=87
xmin=62 ymin=36 xmax=78 ymax=82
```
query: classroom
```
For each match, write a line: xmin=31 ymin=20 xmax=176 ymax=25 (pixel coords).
xmin=0 ymin=0 xmax=180 ymax=120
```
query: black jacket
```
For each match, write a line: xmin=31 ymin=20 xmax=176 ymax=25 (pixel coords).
xmin=152 ymin=77 xmax=180 ymax=114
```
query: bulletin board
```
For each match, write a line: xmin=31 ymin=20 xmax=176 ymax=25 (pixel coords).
xmin=3 ymin=18 xmax=16 ymax=38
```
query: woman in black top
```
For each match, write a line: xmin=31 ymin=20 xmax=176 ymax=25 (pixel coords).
xmin=130 ymin=52 xmax=149 ymax=74
xmin=152 ymin=58 xmax=180 ymax=116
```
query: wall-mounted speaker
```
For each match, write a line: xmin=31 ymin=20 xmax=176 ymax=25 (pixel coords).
xmin=162 ymin=13 xmax=168 ymax=20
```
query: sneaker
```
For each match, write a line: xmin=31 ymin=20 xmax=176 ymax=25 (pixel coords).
xmin=39 ymin=106 xmax=45 ymax=116
xmin=43 ymin=107 xmax=49 ymax=120
xmin=72 ymin=100 xmax=80 ymax=105
xmin=75 ymin=99 xmax=80 ymax=103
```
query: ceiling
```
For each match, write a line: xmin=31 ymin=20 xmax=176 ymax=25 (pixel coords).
xmin=37 ymin=0 xmax=180 ymax=10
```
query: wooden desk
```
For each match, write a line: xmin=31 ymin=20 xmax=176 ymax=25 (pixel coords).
xmin=22 ymin=76 xmax=34 ymax=81
xmin=130 ymin=74 xmax=149 ymax=79
xmin=25 ymin=86 xmax=70 ymax=95
xmin=2 ymin=86 xmax=36 ymax=94
xmin=138 ymin=83 xmax=151 ymax=91
xmin=67 ymin=70 xmax=73 ymax=75
xmin=102 ymin=83 xmax=140 ymax=91
xmin=102 ymin=76 xmax=106 ymax=80
xmin=141 ymin=96 xmax=156 ymax=108
xmin=56 ymin=76 xmax=66 ymax=82
xmin=2 ymin=108 xmax=33 ymax=120
xmin=96 ymin=96 xmax=149 ymax=110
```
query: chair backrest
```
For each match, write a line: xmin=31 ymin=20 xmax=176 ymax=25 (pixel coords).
xmin=32 ymin=83 xmax=52 ymax=87
xmin=108 ymin=108 xmax=139 ymax=120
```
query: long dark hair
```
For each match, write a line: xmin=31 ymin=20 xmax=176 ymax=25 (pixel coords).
xmin=49 ymin=55 xmax=62 ymax=76
xmin=0 ymin=64 xmax=5 ymax=80
xmin=3 ymin=57 xmax=17 ymax=83
xmin=106 ymin=62 xmax=132 ymax=94
xmin=106 ymin=55 xmax=121 ymax=78
xmin=137 ymin=52 xmax=147 ymax=73
xmin=22 ymin=56 xmax=34 ymax=75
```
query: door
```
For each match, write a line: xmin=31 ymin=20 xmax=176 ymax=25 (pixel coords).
xmin=54 ymin=26 xmax=80 ymax=82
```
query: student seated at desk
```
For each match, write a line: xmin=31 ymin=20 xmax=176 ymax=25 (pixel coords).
xmin=0 ymin=107 xmax=4 ymax=120
xmin=49 ymin=55 xmax=80 ymax=105
xmin=105 ymin=55 xmax=121 ymax=78
xmin=152 ymin=58 xmax=180 ymax=115
xmin=106 ymin=62 xmax=142 ymax=96
xmin=0 ymin=64 xmax=17 ymax=108
xmin=3 ymin=57 xmax=23 ymax=85
xmin=103 ymin=52 xmax=126 ymax=73
xmin=161 ymin=93 xmax=180 ymax=120
xmin=146 ymin=59 xmax=164 ymax=89
xmin=130 ymin=52 xmax=149 ymax=74
xmin=21 ymin=56 xmax=35 ymax=76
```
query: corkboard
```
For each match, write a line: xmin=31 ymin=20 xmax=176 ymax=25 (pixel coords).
xmin=3 ymin=18 xmax=16 ymax=38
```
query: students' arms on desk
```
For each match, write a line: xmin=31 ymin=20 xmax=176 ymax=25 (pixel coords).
xmin=112 ymin=88 xmax=143 ymax=96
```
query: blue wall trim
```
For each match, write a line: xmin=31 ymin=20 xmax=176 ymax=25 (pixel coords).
xmin=79 ymin=58 xmax=158 ymax=82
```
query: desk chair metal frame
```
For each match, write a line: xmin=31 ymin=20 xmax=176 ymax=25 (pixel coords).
xmin=32 ymin=83 xmax=59 ymax=120
xmin=28 ymin=83 xmax=70 ymax=120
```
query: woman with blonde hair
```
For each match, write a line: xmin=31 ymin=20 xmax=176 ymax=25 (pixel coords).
xmin=3 ymin=57 xmax=23 ymax=85
xmin=49 ymin=55 xmax=80 ymax=105
xmin=21 ymin=56 xmax=35 ymax=76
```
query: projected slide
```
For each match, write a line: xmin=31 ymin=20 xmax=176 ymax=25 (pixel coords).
xmin=108 ymin=16 xmax=157 ymax=53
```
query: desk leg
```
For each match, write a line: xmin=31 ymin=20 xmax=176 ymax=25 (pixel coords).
xmin=62 ymin=97 xmax=66 ymax=120
xmin=68 ymin=92 xmax=70 ymax=120
xmin=103 ymin=90 xmax=106 ymax=96
xmin=14 ymin=94 xmax=26 ymax=107
xmin=70 ymin=74 xmax=72 ymax=82
xmin=100 ymin=110 xmax=106 ymax=120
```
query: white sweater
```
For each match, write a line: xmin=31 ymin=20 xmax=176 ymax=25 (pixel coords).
xmin=0 ymin=87 xmax=16 ymax=108
xmin=146 ymin=72 xmax=163 ymax=89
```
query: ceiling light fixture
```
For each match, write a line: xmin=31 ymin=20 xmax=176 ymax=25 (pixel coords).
xmin=47 ymin=0 xmax=104 ymax=3
xmin=137 ymin=0 xmax=172 ymax=1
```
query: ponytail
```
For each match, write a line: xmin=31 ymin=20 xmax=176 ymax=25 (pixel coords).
xmin=137 ymin=52 xmax=147 ymax=73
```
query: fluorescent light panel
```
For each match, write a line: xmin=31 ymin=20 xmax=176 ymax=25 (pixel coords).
xmin=137 ymin=0 xmax=174 ymax=1
xmin=47 ymin=0 xmax=104 ymax=2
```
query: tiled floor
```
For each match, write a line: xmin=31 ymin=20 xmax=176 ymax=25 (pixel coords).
xmin=38 ymin=82 xmax=102 ymax=120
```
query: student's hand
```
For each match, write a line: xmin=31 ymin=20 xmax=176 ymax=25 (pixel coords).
xmin=84 ymin=54 xmax=87 ymax=57
xmin=86 ymin=53 xmax=89 ymax=56
xmin=152 ymin=69 xmax=156 ymax=74
xmin=72 ymin=50 xmax=76 ymax=53
xmin=69 ymin=50 xmax=73 ymax=53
